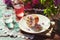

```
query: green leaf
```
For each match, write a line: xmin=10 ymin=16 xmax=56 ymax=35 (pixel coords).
xmin=44 ymin=9 xmax=47 ymax=14
xmin=40 ymin=0 xmax=46 ymax=4
xmin=44 ymin=8 xmax=52 ymax=16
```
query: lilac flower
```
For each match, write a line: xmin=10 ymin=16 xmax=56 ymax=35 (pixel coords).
xmin=24 ymin=2 xmax=32 ymax=9
xmin=4 ymin=0 xmax=11 ymax=5
xmin=54 ymin=0 xmax=60 ymax=6
xmin=4 ymin=0 xmax=13 ymax=8
xmin=32 ymin=0 xmax=39 ymax=5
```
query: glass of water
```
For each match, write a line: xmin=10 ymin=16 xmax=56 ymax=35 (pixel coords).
xmin=3 ymin=8 xmax=14 ymax=29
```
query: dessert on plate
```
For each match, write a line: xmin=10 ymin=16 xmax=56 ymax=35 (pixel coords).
xmin=26 ymin=14 xmax=42 ymax=32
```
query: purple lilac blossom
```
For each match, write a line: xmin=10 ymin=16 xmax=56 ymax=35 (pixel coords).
xmin=54 ymin=0 xmax=60 ymax=6
xmin=24 ymin=2 xmax=32 ymax=9
xmin=4 ymin=0 xmax=13 ymax=7
xmin=32 ymin=0 xmax=39 ymax=5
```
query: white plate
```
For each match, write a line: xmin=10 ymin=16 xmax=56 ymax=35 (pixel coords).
xmin=19 ymin=14 xmax=50 ymax=34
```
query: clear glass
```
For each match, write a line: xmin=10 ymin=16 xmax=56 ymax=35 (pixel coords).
xmin=3 ymin=9 xmax=14 ymax=29
xmin=13 ymin=3 xmax=24 ymax=21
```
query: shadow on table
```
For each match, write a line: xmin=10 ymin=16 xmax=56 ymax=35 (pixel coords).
xmin=20 ymin=24 xmax=55 ymax=40
xmin=53 ymin=19 xmax=60 ymax=36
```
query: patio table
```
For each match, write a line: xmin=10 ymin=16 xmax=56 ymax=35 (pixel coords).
xmin=0 ymin=12 xmax=55 ymax=40
xmin=0 ymin=0 xmax=55 ymax=39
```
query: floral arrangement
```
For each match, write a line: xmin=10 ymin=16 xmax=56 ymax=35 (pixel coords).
xmin=23 ymin=0 xmax=60 ymax=17
xmin=4 ymin=0 xmax=60 ymax=17
xmin=23 ymin=0 xmax=40 ymax=9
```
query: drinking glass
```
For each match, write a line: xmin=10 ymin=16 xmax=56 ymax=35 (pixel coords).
xmin=14 ymin=3 xmax=24 ymax=21
xmin=3 ymin=9 xmax=14 ymax=29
